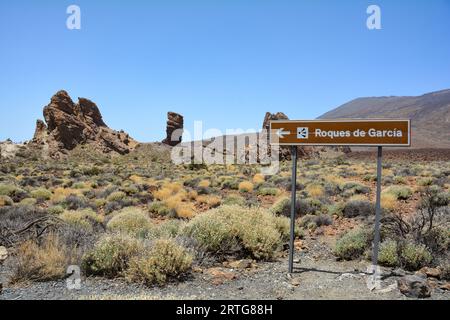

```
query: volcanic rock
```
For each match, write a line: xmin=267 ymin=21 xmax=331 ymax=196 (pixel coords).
xmin=31 ymin=90 xmax=137 ymax=158
xmin=162 ymin=112 xmax=184 ymax=146
xmin=397 ymin=275 xmax=432 ymax=298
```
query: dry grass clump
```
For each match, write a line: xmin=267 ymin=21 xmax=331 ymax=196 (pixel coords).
xmin=125 ymin=239 xmax=192 ymax=286
xmin=306 ymin=183 xmax=325 ymax=198
xmin=238 ymin=181 xmax=254 ymax=193
xmin=196 ymin=195 xmax=222 ymax=208
xmin=10 ymin=234 xmax=72 ymax=283
xmin=106 ymin=207 xmax=154 ymax=237
xmin=51 ymin=187 xmax=83 ymax=203
xmin=197 ymin=179 xmax=211 ymax=188
xmin=381 ymin=193 xmax=397 ymax=211
xmin=252 ymin=174 xmax=265 ymax=185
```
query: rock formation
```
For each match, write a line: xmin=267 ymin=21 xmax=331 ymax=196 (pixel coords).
xmin=162 ymin=112 xmax=184 ymax=146
xmin=262 ymin=112 xmax=351 ymax=160
xmin=31 ymin=90 xmax=138 ymax=158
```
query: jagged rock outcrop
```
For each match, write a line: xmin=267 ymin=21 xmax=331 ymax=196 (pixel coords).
xmin=162 ymin=112 xmax=184 ymax=146
xmin=31 ymin=90 xmax=138 ymax=158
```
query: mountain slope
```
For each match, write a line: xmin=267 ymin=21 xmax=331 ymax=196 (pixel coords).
xmin=318 ymin=89 xmax=450 ymax=148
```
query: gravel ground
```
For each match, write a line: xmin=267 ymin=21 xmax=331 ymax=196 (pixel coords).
xmin=1 ymin=244 xmax=448 ymax=301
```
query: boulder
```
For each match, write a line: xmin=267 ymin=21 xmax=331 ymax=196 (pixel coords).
xmin=162 ymin=112 xmax=184 ymax=146
xmin=419 ymin=267 xmax=441 ymax=279
xmin=397 ymin=275 xmax=432 ymax=298
xmin=31 ymin=90 xmax=138 ymax=158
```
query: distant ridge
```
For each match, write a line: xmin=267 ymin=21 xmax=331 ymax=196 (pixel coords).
xmin=318 ymin=89 xmax=450 ymax=148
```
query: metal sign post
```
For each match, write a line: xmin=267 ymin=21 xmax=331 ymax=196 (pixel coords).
xmin=288 ymin=146 xmax=298 ymax=274
xmin=371 ymin=146 xmax=383 ymax=267
xmin=269 ymin=119 xmax=411 ymax=274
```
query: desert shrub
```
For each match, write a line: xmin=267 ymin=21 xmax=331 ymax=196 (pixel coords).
xmin=400 ymin=242 xmax=432 ymax=271
xmin=0 ymin=195 xmax=13 ymax=207
xmin=378 ymin=240 xmax=400 ymax=267
xmin=306 ymin=183 xmax=324 ymax=198
xmin=383 ymin=186 xmax=413 ymax=200
xmin=47 ymin=205 xmax=65 ymax=215
xmin=422 ymin=227 xmax=449 ymax=254
xmin=0 ymin=184 xmax=18 ymax=196
xmin=125 ymin=239 xmax=192 ymax=286
xmin=270 ymin=197 xmax=291 ymax=216
xmin=252 ymin=174 xmax=265 ymax=185
xmin=107 ymin=191 xmax=127 ymax=202
xmin=10 ymin=234 xmax=71 ymax=283
xmin=196 ymin=195 xmax=222 ymax=208
xmin=393 ymin=176 xmax=407 ymax=185
xmin=238 ymin=181 xmax=254 ymax=193
xmin=149 ymin=201 xmax=175 ymax=217
xmin=154 ymin=220 xmax=186 ymax=238
xmin=107 ymin=207 xmax=154 ymax=237
xmin=19 ymin=198 xmax=37 ymax=206
xmin=104 ymin=197 xmax=136 ymax=214
xmin=82 ymin=234 xmax=144 ymax=278
xmin=417 ymin=177 xmax=434 ymax=187
xmin=326 ymin=202 xmax=345 ymax=216
xmin=198 ymin=179 xmax=211 ymax=188
xmin=334 ymin=229 xmax=370 ymax=260
xmin=270 ymin=197 xmax=321 ymax=217
xmin=61 ymin=194 xmax=89 ymax=210
xmin=220 ymin=177 xmax=240 ymax=190
xmin=300 ymin=214 xmax=333 ymax=230
xmin=183 ymin=205 xmax=285 ymax=260
xmin=60 ymin=208 xmax=104 ymax=231
xmin=222 ymin=195 xmax=246 ymax=206
xmin=30 ymin=188 xmax=52 ymax=201
xmin=363 ymin=174 xmax=377 ymax=182
xmin=342 ymin=182 xmax=370 ymax=195
xmin=342 ymin=200 xmax=375 ymax=218
xmin=381 ymin=193 xmax=397 ymax=211
xmin=256 ymin=187 xmax=279 ymax=196
xmin=183 ymin=177 xmax=200 ymax=188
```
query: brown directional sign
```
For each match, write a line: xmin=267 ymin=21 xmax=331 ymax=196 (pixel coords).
xmin=270 ymin=119 xmax=410 ymax=146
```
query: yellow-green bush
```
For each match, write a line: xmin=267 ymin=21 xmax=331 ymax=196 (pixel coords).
xmin=334 ymin=228 xmax=370 ymax=260
xmin=31 ymin=188 xmax=52 ymax=201
xmin=60 ymin=208 xmax=104 ymax=231
xmin=183 ymin=205 xmax=285 ymax=260
xmin=0 ymin=195 xmax=13 ymax=207
xmin=82 ymin=234 xmax=144 ymax=278
xmin=125 ymin=239 xmax=192 ymax=286
xmin=378 ymin=240 xmax=399 ymax=267
xmin=106 ymin=191 xmax=127 ymax=202
xmin=106 ymin=207 xmax=154 ymax=237
xmin=383 ymin=186 xmax=413 ymax=200
xmin=400 ymin=242 xmax=432 ymax=271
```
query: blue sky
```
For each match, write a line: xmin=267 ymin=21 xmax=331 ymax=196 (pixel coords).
xmin=1 ymin=0 xmax=450 ymax=142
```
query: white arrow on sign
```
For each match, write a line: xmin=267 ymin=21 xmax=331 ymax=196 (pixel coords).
xmin=276 ymin=128 xmax=291 ymax=139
